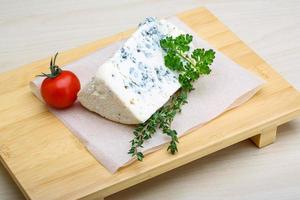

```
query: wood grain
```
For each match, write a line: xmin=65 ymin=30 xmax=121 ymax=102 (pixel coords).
xmin=0 ymin=6 xmax=300 ymax=200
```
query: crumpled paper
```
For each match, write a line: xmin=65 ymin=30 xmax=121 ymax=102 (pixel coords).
xmin=30 ymin=16 xmax=264 ymax=173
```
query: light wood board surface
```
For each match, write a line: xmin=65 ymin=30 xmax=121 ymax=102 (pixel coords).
xmin=1 ymin=1 xmax=300 ymax=200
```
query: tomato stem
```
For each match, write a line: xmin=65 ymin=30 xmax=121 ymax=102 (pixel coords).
xmin=37 ymin=52 xmax=62 ymax=78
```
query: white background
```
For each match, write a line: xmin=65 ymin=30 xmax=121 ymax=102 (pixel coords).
xmin=0 ymin=0 xmax=299 ymax=199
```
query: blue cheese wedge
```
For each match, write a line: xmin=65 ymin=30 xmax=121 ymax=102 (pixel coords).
xmin=78 ymin=17 xmax=186 ymax=124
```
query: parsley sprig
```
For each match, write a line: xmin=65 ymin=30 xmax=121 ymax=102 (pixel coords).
xmin=129 ymin=34 xmax=215 ymax=161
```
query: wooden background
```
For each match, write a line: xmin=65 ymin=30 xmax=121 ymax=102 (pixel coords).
xmin=0 ymin=0 xmax=299 ymax=199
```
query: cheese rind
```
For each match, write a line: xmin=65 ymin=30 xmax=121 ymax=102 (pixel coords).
xmin=78 ymin=17 xmax=186 ymax=124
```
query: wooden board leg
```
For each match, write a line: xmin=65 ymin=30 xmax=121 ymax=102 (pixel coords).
xmin=90 ymin=196 xmax=104 ymax=200
xmin=251 ymin=126 xmax=277 ymax=148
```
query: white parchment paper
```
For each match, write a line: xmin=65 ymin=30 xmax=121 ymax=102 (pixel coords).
xmin=30 ymin=17 xmax=264 ymax=173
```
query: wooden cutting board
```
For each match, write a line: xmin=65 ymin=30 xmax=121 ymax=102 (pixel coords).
xmin=0 ymin=7 xmax=300 ymax=200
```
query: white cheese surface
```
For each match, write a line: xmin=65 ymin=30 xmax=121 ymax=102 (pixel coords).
xmin=79 ymin=17 xmax=185 ymax=124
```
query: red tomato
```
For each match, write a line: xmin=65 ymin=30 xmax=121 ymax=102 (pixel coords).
xmin=41 ymin=71 xmax=80 ymax=109
xmin=39 ymin=53 xmax=81 ymax=109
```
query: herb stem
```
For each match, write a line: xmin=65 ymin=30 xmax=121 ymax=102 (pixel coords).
xmin=176 ymin=51 xmax=196 ymax=67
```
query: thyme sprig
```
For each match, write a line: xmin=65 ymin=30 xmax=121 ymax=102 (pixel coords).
xmin=129 ymin=34 xmax=215 ymax=161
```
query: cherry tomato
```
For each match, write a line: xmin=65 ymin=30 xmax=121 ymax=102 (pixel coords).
xmin=38 ymin=53 xmax=81 ymax=109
